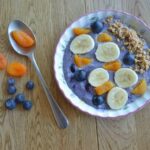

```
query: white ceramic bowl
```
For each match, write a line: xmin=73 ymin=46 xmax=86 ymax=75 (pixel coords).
xmin=54 ymin=10 xmax=150 ymax=118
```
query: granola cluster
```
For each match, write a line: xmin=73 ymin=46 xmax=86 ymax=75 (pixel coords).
xmin=108 ymin=20 xmax=150 ymax=73
xmin=103 ymin=16 xmax=113 ymax=24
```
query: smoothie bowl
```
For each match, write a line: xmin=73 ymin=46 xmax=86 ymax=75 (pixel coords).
xmin=54 ymin=10 xmax=150 ymax=118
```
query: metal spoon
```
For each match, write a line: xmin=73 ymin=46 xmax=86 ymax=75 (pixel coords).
xmin=8 ymin=20 xmax=69 ymax=128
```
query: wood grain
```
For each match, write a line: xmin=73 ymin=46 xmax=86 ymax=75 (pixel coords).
xmin=0 ymin=0 xmax=150 ymax=150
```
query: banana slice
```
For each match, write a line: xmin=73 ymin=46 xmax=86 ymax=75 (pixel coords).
xmin=114 ymin=68 xmax=138 ymax=88
xmin=95 ymin=42 xmax=120 ymax=62
xmin=107 ymin=87 xmax=128 ymax=110
xmin=70 ymin=34 xmax=94 ymax=54
xmin=88 ymin=68 xmax=109 ymax=87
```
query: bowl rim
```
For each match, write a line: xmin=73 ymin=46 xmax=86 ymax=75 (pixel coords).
xmin=53 ymin=9 xmax=150 ymax=119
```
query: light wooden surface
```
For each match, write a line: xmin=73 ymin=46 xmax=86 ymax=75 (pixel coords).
xmin=0 ymin=0 xmax=150 ymax=150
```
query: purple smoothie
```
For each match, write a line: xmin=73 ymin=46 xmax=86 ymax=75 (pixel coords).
xmin=63 ymin=21 xmax=150 ymax=109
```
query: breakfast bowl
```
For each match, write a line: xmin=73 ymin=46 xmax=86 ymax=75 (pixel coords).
xmin=54 ymin=10 xmax=150 ymax=118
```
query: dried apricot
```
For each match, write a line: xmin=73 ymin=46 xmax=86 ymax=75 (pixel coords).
xmin=131 ymin=79 xmax=147 ymax=95
xmin=95 ymin=81 xmax=114 ymax=95
xmin=103 ymin=60 xmax=121 ymax=71
xmin=12 ymin=31 xmax=34 ymax=48
xmin=74 ymin=55 xmax=93 ymax=67
xmin=0 ymin=53 xmax=7 ymax=70
xmin=97 ymin=33 xmax=112 ymax=42
xmin=73 ymin=28 xmax=91 ymax=35
xmin=7 ymin=62 xmax=27 ymax=77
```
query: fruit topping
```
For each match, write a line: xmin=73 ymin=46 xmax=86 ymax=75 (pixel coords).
xmin=95 ymin=81 xmax=114 ymax=95
xmin=15 ymin=93 xmax=25 ymax=103
xmin=131 ymin=79 xmax=147 ymax=95
xmin=95 ymin=42 xmax=120 ymax=62
xmin=12 ymin=30 xmax=34 ymax=48
xmin=70 ymin=64 xmax=76 ymax=73
xmin=85 ymin=83 xmax=92 ymax=91
xmin=26 ymin=80 xmax=35 ymax=90
xmin=0 ymin=53 xmax=7 ymax=70
xmin=74 ymin=70 xmax=86 ymax=81
xmin=88 ymin=68 xmax=109 ymax=87
xmin=74 ymin=55 xmax=93 ymax=67
xmin=114 ymin=68 xmax=138 ymax=88
xmin=73 ymin=28 xmax=91 ymax=35
xmin=7 ymin=77 xmax=16 ymax=85
xmin=7 ymin=85 xmax=17 ymax=94
xmin=107 ymin=87 xmax=128 ymax=110
xmin=123 ymin=52 xmax=135 ymax=65
xmin=91 ymin=21 xmax=103 ymax=33
xmin=92 ymin=95 xmax=104 ymax=106
xmin=103 ymin=60 xmax=121 ymax=71
xmin=7 ymin=62 xmax=27 ymax=77
xmin=23 ymin=100 xmax=33 ymax=110
xmin=97 ymin=33 xmax=112 ymax=42
xmin=70 ymin=34 xmax=94 ymax=54
xmin=5 ymin=98 xmax=16 ymax=110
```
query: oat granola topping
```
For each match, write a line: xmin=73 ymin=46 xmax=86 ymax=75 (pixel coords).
xmin=103 ymin=16 xmax=113 ymax=24
xmin=108 ymin=21 xmax=150 ymax=73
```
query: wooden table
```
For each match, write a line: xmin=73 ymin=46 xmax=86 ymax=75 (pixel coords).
xmin=0 ymin=0 xmax=150 ymax=149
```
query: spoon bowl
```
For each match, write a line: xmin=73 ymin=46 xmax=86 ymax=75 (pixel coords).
xmin=8 ymin=20 xmax=36 ymax=56
xmin=8 ymin=20 xmax=69 ymax=128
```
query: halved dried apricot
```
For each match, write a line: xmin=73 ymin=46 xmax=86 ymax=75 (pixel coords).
xmin=95 ymin=81 xmax=114 ymax=95
xmin=12 ymin=30 xmax=34 ymax=48
xmin=103 ymin=60 xmax=121 ymax=71
xmin=73 ymin=28 xmax=91 ymax=35
xmin=131 ymin=79 xmax=147 ymax=95
xmin=0 ymin=53 xmax=7 ymax=70
xmin=97 ymin=33 xmax=112 ymax=42
xmin=7 ymin=62 xmax=27 ymax=77
xmin=74 ymin=55 xmax=93 ymax=67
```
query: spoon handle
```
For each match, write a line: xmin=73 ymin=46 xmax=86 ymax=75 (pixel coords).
xmin=28 ymin=53 xmax=69 ymax=128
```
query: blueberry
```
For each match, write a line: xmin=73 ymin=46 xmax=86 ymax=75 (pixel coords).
xmin=91 ymin=21 xmax=103 ymax=33
xmin=15 ymin=93 xmax=25 ymax=103
xmin=23 ymin=100 xmax=33 ymax=110
xmin=123 ymin=52 xmax=135 ymax=65
xmin=92 ymin=95 xmax=104 ymax=106
xmin=26 ymin=80 xmax=34 ymax=90
xmin=70 ymin=64 xmax=76 ymax=73
xmin=5 ymin=98 xmax=16 ymax=110
xmin=7 ymin=86 xmax=16 ymax=94
xmin=85 ymin=83 xmax=93 ymax=93
xmin=74 ymin=70 xmax=86 ymax=81
xmin=7 ymin=77 xmax=15 ymax=85
xmin=85 ymin=83 xmax=91 ymax=91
